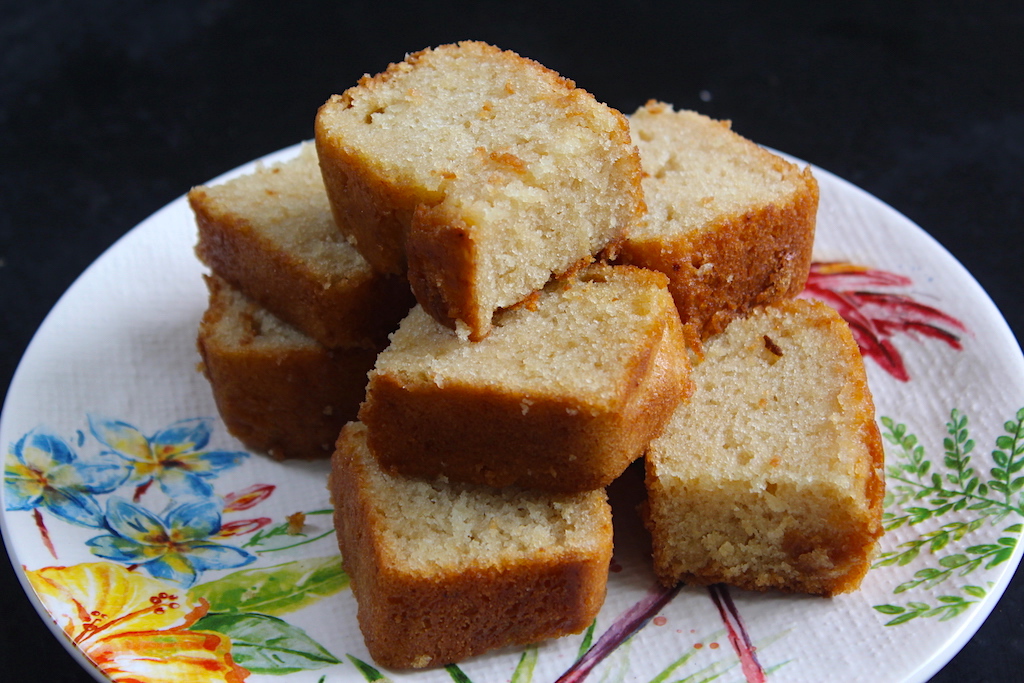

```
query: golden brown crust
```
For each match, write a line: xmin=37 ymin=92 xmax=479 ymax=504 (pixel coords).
xmin=620 ymin=169 xmax=818 ymax=348
xmin=620 ymin=102 xmax=817 ymax=350
xmin=196 ymin=276 xmax=378 ymax=460
xmin=329 ymin=422 xmax=612 ymax=669
xmin=643 ymin=299 xmax=884 ymax=597
xmin=824 ymin=304 xmax=886 ymax=595
xmin=359 ymin=296 xmax=691 ymax=493
xmin=405 ymin=206 xmax=485 ymax=340
xmin=315 ymin=41 xmax=645 ymax=340
xmin=313 ymin=106 xmax=424 ymax=275
xmin=190 ymin=186 xmax=414 ymax=350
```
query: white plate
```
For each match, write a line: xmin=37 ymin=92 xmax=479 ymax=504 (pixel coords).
xmin=3 ymin=144 xmax=1023 ymax=683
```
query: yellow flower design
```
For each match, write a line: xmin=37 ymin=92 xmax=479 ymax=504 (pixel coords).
xmin=26 ymin=562 xmax=248 ymax=683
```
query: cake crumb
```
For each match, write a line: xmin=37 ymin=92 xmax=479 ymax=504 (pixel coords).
xmin=286 ymin=512 xmax=306 ymax=535
xmin=763 ymin=335 xmax=784 ymax=357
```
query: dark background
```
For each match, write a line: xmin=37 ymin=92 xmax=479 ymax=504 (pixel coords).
xmin=2 ymin=1 xmax=1021 ymax=680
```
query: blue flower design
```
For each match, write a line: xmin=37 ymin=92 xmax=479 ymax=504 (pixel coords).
xmin=4 ymin=428 xmax=129 ymax=527
xmin=86 ymin=497 xmax=257 ymax=586
xmin=88 ymin=416 xmax=249 ymax=499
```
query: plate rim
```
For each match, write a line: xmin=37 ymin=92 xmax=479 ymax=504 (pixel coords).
xmin=3 ymin=141 xmax=1023 ymax=683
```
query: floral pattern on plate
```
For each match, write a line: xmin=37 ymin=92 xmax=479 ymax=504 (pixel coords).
xmin=2 ymin=144 xmax=1023 ymax=682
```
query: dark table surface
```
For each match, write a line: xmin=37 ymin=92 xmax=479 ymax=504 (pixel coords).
xmin=2 ymin=2 xmax=1022 ymax=681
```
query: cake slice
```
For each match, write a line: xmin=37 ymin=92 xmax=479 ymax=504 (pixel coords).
xmin=196 ymin=275 xmax=379 ymax=460
xmin=644 ymin=298 xmax=885 ymax=596
xmin=329 ymin=421 xmax=613 ymax=669
xmin=359 ymin=264 xmax=692 ymax=493
xmin=620 ymin=101 xmax=818 ymax=345
xmin=190 ymin=143 xmax=413 ymax=350
xmin=315 ymin=41 xmax=645 ymax=340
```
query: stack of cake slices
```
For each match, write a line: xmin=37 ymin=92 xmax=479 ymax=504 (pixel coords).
xmin=189 ymin=40 xmax=884 ymax=671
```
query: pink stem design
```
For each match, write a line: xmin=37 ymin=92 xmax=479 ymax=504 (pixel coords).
xmin=555 ymin=584 xmax=681 ymax=682
xmin=708 ymin=584 xmax=766 ymax=683
xmin=133 ymin=479 xmax=153 ymax=503
xmin=33 ymin=508 xmax=57 ymax=559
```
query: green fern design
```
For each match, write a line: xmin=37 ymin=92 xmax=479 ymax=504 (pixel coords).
xmin=873 ymin=407 xmax=1024 ymax=625
xmin=874 ymin=585 xmax=989 ymax=626
xmin=346 ymin=654 xmax=390 ymax=681
xmin=879 ymin=408 xmax=1024 ymax=538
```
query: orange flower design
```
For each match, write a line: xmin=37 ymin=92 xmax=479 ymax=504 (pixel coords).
xmin=26 ymin=562 xmax=248 ymax=683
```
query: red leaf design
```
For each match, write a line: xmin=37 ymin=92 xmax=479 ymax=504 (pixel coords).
xmin=222 ymin=484 xmax=275 ymax=512
xmin=851 ymin=292 xmax=967 ymax=347
xmin=807 ymin=262 xmax=912 ymax=290
xmin=34 ymin=508 xmax=57 ymax=560
xmin=217 ymin=517 xmax=272 ymax=537
xmin=801 ymin=262 xmax=967 ymax=382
